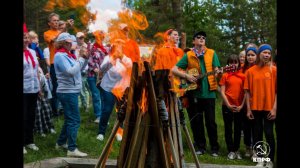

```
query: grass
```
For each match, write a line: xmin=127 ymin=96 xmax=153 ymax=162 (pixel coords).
xmin=24 ymin=95 xmax=258 ymax=166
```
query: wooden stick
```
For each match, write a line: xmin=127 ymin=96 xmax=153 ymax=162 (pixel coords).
xmin=137 ymin=112 xmax=150 ymax=168
xmin=144 ymin=61 xmax=169 ymax=168
xmin=166 ymin=127 xmax=180 ymax=168
xmin=117 ymin=63 xmax=139 ymax=168
xmin=123 ymin=107 xmax=143 ymax=168
xmin=169 ymin=93 xmax=179 ymax=158
xmin=94 ymin=120 xmax=121 ymax=168
xmin=182 ymin=124 xmax=201 ymax=168
xmin=173 ymin=95 xmax=185 ymax=167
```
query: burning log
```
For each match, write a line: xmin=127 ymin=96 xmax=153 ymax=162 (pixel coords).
xmin=95 ymin=60 xmax=201 ymax=168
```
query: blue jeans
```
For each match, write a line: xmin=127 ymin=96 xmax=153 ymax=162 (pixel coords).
xmin=79 ymin=74 xmax=90 ymax=108
xmin=98 ymin=87 xmax=115 ymax=135
xmin=56 ymin=93 xmax=80 ymax=151
xmin=87 ymin=76 xmax=101 ymax=118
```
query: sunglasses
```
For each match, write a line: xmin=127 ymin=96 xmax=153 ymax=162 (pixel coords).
xmin=196 ymin=36 xmax=206 ymax=40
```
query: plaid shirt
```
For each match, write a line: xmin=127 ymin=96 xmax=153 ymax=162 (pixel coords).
xmin=87 ymin=44 xmax=108 ymax=77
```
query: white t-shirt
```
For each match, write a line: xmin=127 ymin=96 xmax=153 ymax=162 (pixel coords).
xmin=43 ymin=47 xmax=50 ymax=59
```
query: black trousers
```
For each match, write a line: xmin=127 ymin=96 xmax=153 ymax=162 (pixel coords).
xmin=50 ymin=64 xmax=58 ymax=115
xmin=222 ymin=105 xmax=242 ymax=152
xmin=187 ymin=97 xmax=219 ymax=152
xmin=153 ymin=70 xmax=170 ymax=99
xmin=23 ymin=92 xmax=38 ymax=146
xmin=252 ymin=111 xmax=276 ymax=161
xmin=241 ymin=105 xmax=254 ymax=147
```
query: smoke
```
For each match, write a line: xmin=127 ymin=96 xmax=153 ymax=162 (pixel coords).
xmin=87 ymin=0 xmax=122 ymax=33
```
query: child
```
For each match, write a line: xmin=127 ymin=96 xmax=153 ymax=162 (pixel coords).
xmin=34 ymin=67 xmax=56 ymax=137
xmin=241 ymin=45 xmax=258 ymax=158
xmin=219 ymin=54 xmax=245 ymax=160
xmin=244 ymin=44 xmax=276 ymax=168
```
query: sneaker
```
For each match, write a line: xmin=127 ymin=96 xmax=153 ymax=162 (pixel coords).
xmin=245 ymin=146 xmax=252 ymax=157
xmin=94 ymin=117 xmax=100 ymax=123
xmin=50 ymin=128 xmax=56 ymax=134
xmin=255 ymin=162 xmax=265 ymax=167
xmin=116 ymin=133 xmax=122 ymax=141
xmin=26 ymin=144 xmax=39 ymax=151
xmin=235 ymin=151 xmax=242 ymax=160
xmin=195 ymin=149 xmax=205 ymax=155
xmin=227 ymin=152 xmax=236 ymax=160
xmin=55 ymin=143 xmax=68 ymax=150
xmin=41 ymin=133 xmax=46 ymax=137
xmin=23 ymin=147 xmax=27 ymax=154
xmin=96 ymin=134 xmax=104 ymax=141
xmin=265 ymin=161 xmax=273 ymax=168
xmin=67 ymin=148 xmax=88 ymax=157
xmin=211 ymin=152 xmax=219 ymax=157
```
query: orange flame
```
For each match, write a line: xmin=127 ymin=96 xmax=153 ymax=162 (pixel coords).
xmin=139 ymin=88 xmax=148 ymax=114
xmin=43 ymin=0 xmax=95 ymax=29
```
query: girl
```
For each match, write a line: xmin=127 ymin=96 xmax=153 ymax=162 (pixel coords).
xmin=244 ymin=44 xmax=276 ymax=168
xmin=241 ymin=45 xmax=258 ymax=158
xmin=219 ymin=54 xmax=245 ymax=160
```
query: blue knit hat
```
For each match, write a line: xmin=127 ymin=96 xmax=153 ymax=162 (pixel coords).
xmin=258 ymin=44 xmax=272 ymax=55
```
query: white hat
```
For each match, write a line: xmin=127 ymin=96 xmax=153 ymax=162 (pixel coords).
xmin=76 ymin=32 xmax=85 ymax=38
xmin=56 ymin=32 xmax=73 ymax=42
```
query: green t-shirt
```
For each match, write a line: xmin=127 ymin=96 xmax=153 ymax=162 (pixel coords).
xmin=176 ymin=51 xmax=221 ymax=98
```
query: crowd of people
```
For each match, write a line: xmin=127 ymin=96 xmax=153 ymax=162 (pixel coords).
xmin=24 ymin=12 xmax=277 ymax=168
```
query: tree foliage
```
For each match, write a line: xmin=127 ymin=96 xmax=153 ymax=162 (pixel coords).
xmin=24 ymin=0 xmax=276 ymax=64
xmin=130 ymin=0 xmax=276 ymax=64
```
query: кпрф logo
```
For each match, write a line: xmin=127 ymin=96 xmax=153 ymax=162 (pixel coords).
xmin=252 ymin=141 xmax=271 ymax=163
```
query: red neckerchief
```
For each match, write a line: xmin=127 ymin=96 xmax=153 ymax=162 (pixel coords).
xmin=56 ymin=48 xmax=76 ymax=59
xmin=93 ymin=43 xmax=108 ymax=55
xmin=24 ymin=49 xmax=36 ymax=68
xmin=227 ymin=71 xmax=245 ymax=81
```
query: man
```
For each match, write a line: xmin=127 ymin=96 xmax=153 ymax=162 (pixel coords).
xmin=154 ymin=29 xmax=184 ymax=125
xmin=43 ymin=13 xmax=61 ymax=116
xmin=119 ymin=23 xmax=140 ymax=63
xmin=171 ymin=31 xmax=220 ymax=156
xmin=75 ymin=32 xmax=90 ymax=112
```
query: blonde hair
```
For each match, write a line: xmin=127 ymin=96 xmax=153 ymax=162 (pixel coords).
xmin=257 ymin=44 xmax=273 ymax=72
xmin=239 ymin=50 xmax=245 ymax=57
xmin=28 ymin=30 xmax=38 ymax=39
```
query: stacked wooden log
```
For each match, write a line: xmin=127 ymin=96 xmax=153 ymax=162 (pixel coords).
xmin=95 ymin=61 xmax=200 ymax=168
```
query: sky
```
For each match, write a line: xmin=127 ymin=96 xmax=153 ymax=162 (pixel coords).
xmin=87 ymin=0 xmax=123 ymax=32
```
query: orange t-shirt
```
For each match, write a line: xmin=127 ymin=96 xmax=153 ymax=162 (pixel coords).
xmin=219 ymin=72 xmax=245 ymax=106
xmin=123 ymin=39 xmax=140 ymax=63
xmin=154 ymin=42 xmax=184 ymax=70
xmin=244 ymin=65 xmax=277 ymax=111
xmin=44 ymin=29 xmax=61 ymax=64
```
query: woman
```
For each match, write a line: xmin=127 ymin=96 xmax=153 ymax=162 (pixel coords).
xmin=96 ymin=39 xmax=132 ymax=141
xmin=54 ymin=32 xmax=89 ymax=157
xmin=23 ymin=23 xmax=40 ymax=154
xmin=244 ymin=44 xmax=277 ymax=168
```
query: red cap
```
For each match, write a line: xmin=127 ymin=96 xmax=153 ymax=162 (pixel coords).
xmin=23 ymin=23 xmax=28 ymax=33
